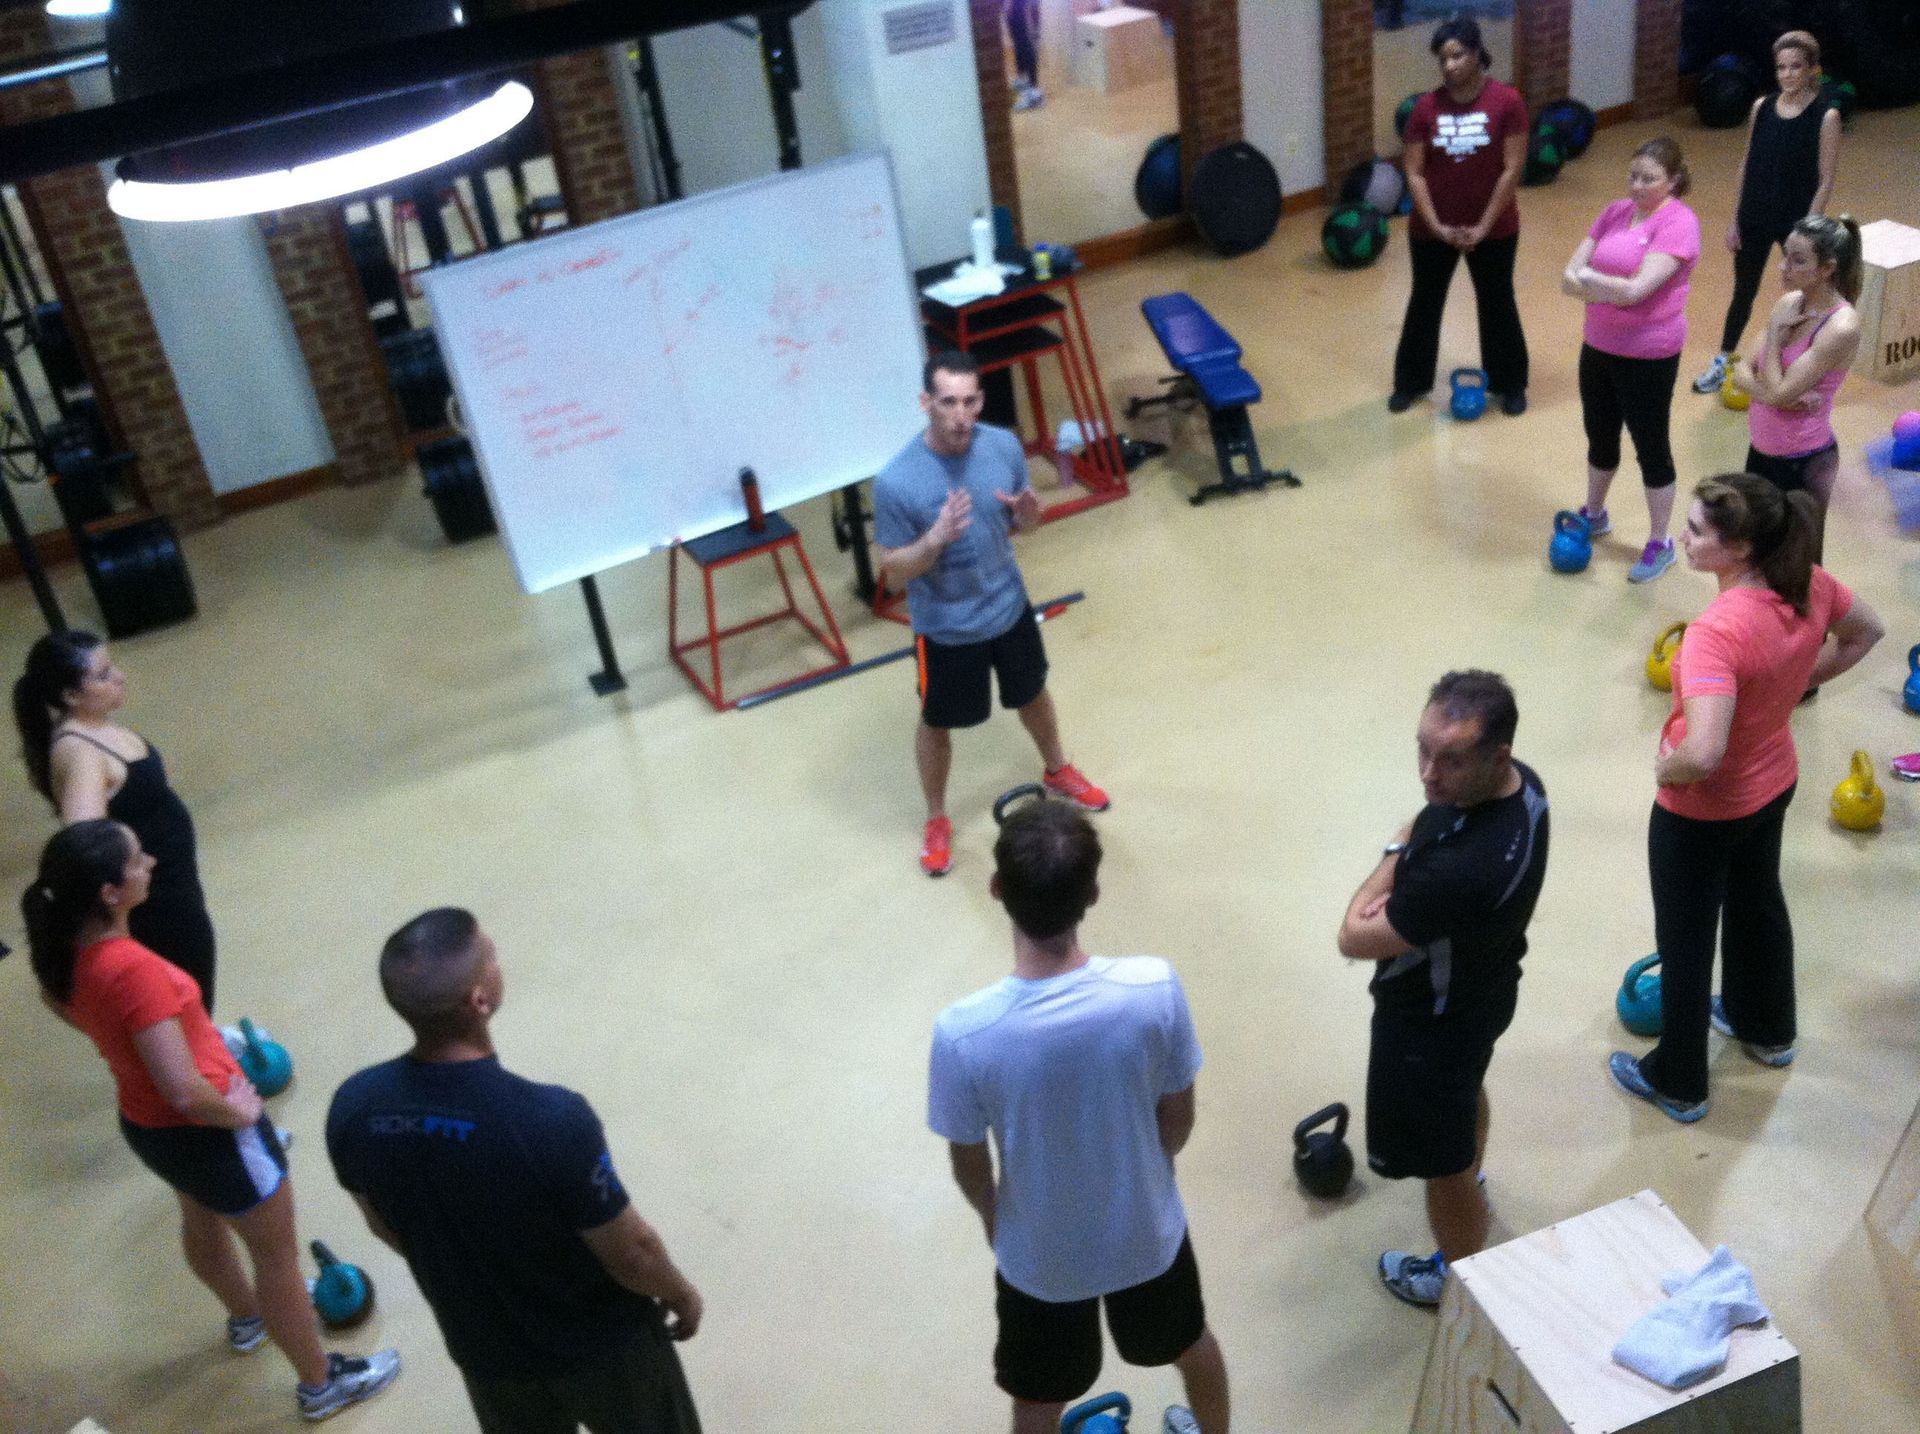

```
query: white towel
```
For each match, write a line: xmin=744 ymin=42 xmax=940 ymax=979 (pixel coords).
xmin=1611 ymin=1245 xmax=1769 ymax=1389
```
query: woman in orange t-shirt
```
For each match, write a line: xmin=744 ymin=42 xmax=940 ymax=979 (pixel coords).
xmin=1609 ymin=474 xmax=1882 ymax=1123
xmin=22 ymin=820 xmax=400 ymax=1420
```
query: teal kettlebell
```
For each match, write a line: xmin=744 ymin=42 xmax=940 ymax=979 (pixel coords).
xmin=310 ymin=1241 xmax=377 ymax=1329
xmin=1616 ymin=954 xmax=1663 ymax=1037
xmin=1903 ymin=643 xmax=1920 ymax=714
xmin=1548 ymin=510 xmax=1592 ymax=574
xmin=1449 ymin=367 xmax=1488 ymax=421
xmin=236 ymin=1018 xmax=293 ymax=1098
xmin=1062 ymin=1393 xmax=1131 ymax=1433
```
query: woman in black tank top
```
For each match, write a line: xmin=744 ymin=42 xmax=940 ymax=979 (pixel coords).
xmin=1692 ymin=31 xmax=1842 ymax=395
xmin=13 ymin=630 xmax=219 ymax=1011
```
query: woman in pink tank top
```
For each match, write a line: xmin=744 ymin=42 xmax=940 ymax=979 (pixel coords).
xmin=1735 ymin=214 xmax=1864 ymax=555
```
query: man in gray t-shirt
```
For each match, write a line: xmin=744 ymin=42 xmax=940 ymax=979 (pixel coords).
xmin=872 ymin=350 xmax=1110 ymax=878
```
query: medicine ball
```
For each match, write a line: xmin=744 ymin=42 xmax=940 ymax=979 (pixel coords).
xmin=1321 ymin=202 xmax=1389 ymax=269
xmin=1338 ymin=158 xmax=1406 ymax=219
xmin=1522 ymin=121 xmax=1565 ymax=186
xmin=1695 ymin=53 xmax=1762 ymax=128
xmin=1820 ymin=76 xmax=1857 ymax=128
xmin=82 ymin=515 xmax=197 ymax=639
xmin=1393 ymin=91 xmax=1422 ymax=141
xmin=1189 ymin=141 xmax=1282 ymax=259
xmin=1536 ymin=98 xmax=1597 ymax=159
xmin=417 ymin=435 xmax=496 ymax=544
xmin=1133 ymin=132 xmax=1183 ymax=221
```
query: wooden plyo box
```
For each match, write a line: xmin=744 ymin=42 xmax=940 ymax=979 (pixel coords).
xmin=1068 ymin=7 xmax=1170 ymax=94
xmin=1853 ymin=219 xmax=1920 ymax=384
xmin=1865 ymin=1092 xmax=1920 ymax=1281
xmin=1411 ymin=1190 xmax=1800 ymax=1434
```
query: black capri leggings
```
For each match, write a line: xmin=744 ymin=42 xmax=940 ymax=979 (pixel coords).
xmin=1719 ymin=231 xmax=1785 ymax=355
xmin=1578 ymin=345 xmax=1679 ymax=488
xmin=1638 ymin=784 xmax=1797 ymax=1106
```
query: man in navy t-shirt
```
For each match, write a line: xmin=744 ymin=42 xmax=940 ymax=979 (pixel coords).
xmin=326 ymin=909 xmax=704 ymax=1432
xmin=1337 ymin=671 xmax=1549 ymax=1308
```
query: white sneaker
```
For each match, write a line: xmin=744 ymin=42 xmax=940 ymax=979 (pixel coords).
xmin=1692 ymin=353 xmax=1730 ymax=394
xmin=297 ymin=1349 xmax=402 ymax=1421
xmin=1164 ymin=1407 xmax=1202 ymax=1434
xmin=1013 ymin=84 xmax=1044 ymax=112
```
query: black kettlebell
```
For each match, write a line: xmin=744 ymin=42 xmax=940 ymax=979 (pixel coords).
xmin=1292 ymin=1102 xmax=1354 ymax=1198
xmin=992 ymin=783 xmax=1048 ymax=826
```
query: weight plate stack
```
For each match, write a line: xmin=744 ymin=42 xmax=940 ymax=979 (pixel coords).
xmin=82 ymin=515 xmax=197 ymax=638
xmin=380 ymin=328 xmax=452 ymax=433
xmin=418 ymin=435 xmax=496 ymax=543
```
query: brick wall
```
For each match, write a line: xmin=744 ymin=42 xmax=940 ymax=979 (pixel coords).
xmin=968 ymin=0 xmax=1023 ymax=234
xmin=1321 ymin=0 xmax=1374 ymax=189
xmin=0 ymin=11 xmax=220 ymax=529
xmin=259 ymin=209 xmax=404 ymax=486
xmin=1632 ymin=0 xmax=1682 ymax=118
xmin=511 ymin=0 xmax=643 ymax=227
xmin=1512 ymin=0 xmax=1571 ymax=112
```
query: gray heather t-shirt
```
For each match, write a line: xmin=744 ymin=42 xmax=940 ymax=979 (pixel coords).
xmin=872 ymin=423 xmax=1031 ymax=645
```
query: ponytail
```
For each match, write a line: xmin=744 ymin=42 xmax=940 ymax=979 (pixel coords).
xmin=1793 ymin=213 xmax=1863 ymax=304
xmin=21 ymin=819 xmax=129 ymax=1005
xmin=1695 ymin=474 xmax=1818 ymax=614
xmin=12 ymin=630 xmax=102 ymax=805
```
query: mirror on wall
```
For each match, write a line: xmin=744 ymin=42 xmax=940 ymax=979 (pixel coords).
xmin=999 ymin=0 xmax=1181 ymax=247
xmin=1373 ymin=1 xmax=1515 ymax=156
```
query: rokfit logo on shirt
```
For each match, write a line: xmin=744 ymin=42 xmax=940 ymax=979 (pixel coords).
xmin=1434 ymin=112 xmax=1492 ymax=159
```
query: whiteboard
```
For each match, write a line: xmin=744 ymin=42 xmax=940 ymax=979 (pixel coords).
xmin=421 ymin=153 xmax=925 ymax=594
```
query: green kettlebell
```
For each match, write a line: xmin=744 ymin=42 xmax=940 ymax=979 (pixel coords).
xmin=310 ymin=1240 xmax=376 ymax=1330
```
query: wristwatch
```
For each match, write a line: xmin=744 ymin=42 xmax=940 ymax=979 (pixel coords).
xmin=1383 ymin=842 xmax=1408 ymax=857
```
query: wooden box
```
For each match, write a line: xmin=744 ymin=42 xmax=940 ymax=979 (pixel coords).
xmin=1852 ymin=219 xmax=1920 ymax=385
xmin=1866 ymin=1092 xmax=1920 ymax=1280
xmin=1411 ymin=1190 xmax=1800 ymax=1434
xmin=1068 ymin=6 xmax=1170 ymax=95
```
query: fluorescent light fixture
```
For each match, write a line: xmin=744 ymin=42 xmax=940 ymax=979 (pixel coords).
xmin=107 ymin=79 xmax=532 ymax=222
xmin=45 ymin=0 xmax=111 ymax=16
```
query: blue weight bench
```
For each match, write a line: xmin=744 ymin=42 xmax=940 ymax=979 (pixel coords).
xmin=1128 ymin=292 xmax=1298 ymax=505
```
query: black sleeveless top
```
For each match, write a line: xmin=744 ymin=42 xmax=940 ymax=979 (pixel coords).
xmin=1738 ymin=92 xmax=1830 ymax=241
xmin=57 ymin=731 xmax=205 ymax=900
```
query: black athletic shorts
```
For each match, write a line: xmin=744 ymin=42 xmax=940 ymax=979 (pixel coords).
xmin=120 ymin=1113 xmax=287 ymax=1216
xmin=1745 ymin=441 xmax=1836 ymax=496
xmin=462 ymin=1322 xmax=703 ymax=1434
xmin=1366 ymin=985 xmax=1517 ymax=1181
xmin=917 ymin=606 xmax=1048 ymax=730
xmin=993 ymin=1233 xmax=1205 ymax=1404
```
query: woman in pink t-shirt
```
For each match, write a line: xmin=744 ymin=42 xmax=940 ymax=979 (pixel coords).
xmin=1609 ymin=474 xmax=1883 ymax=1123
xmin=21 ymin=821 xmax=401 ymax=1420
xmin=1561 ymin=138 xmax=1700 ymax=583
xmin=1735 ymin=214 xmax=1864 ymax=558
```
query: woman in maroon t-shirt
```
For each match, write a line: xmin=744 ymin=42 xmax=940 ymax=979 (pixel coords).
xmin=1391 ymin=17 xmax=1531 ymax=416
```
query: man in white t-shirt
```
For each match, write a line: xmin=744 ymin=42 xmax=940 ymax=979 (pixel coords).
xmin=927 ymin=802 xmax=1230 ymax=1434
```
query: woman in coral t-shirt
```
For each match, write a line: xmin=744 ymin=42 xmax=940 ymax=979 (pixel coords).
xmin=1561 ymin=137 xmax=1701 ymax=584
xmin=1608 ymin=475 xmax=1883 ymax=1124
xmin=22 ymin=821 xmax=400 ymax=1420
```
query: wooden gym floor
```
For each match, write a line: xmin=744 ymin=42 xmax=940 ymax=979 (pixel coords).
xmin=3 ymin=108 xmax=1919 ymax=1433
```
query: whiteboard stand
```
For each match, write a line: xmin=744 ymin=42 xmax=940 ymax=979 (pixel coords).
xmin=579 ymin=575 xmax=626 ymax=695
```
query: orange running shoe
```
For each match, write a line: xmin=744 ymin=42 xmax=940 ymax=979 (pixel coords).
xmin=1042 ymin=764 xmax=1110 ymax=812
xmin=920 ymin=816 xmax=954 ymax=876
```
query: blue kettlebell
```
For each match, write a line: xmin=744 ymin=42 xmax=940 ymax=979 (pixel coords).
xmin=1904 ymin=644 xmax=1920 ymax=715
xmin=1548 ymin=510 xmax=1592 ymax=574
xmin=236 ymin=1017 xmax=294 ymax=1098
xmin=1062 ymin=1393 xmax=1131 ymax=1433
xmin=310 ymin=1240 xmax=377 ymax=1329
xmin=1449 ymin=367 xmax=1488 ymax=421
xmin=1616 ymin=954 xmax=1663 ymax=1037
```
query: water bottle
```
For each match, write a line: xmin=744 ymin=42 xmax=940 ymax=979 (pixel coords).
xmin=970 ymin=210 xmax=995 ymax=271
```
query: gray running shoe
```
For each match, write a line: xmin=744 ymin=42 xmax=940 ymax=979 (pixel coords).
xmin=1379 ymin=1248 xmax=1448 ymax=1307
xmin=1709 ymin=996 xmax=1795 ymax=1066
xmin=1692 ymin=353 xmax=1730 ymax=393
xmin=298 ymin=1350 xmax=402 ymax=1421
xmin=226 ymin=1314 xmax=266 ymax=1354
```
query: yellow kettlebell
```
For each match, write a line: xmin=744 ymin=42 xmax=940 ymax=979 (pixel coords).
xmin=1831 ymin=750 xmax=1885 ymax=832
xmin=1646 ymin=621 xmax=1687 ymax=692
xmin=1720 ymin=366 xmax=1751 ymax=412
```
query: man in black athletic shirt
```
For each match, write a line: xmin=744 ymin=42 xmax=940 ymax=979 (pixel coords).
xmin=1336 ymin=671 xmax=1550 ymax=1307
xmin=328 ymin=909 xmax=705 ymax=1432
